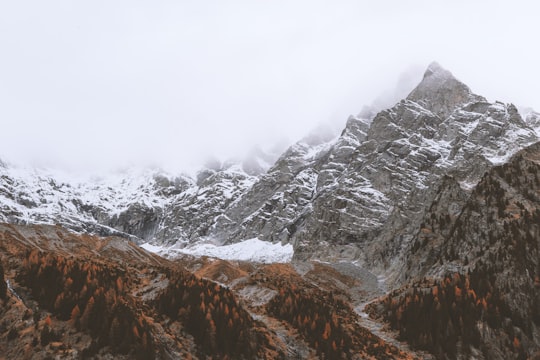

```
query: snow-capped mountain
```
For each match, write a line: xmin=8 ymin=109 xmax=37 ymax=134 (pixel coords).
xmin=1 ymin=62 xmax=539 ymax=277
xmin=0 ymin=165 xmax=188 ymax=239
xmin=207 ymin=62 xmax=540 ymax=281
xmin=3 ymin=62 xmax=540 ymax=359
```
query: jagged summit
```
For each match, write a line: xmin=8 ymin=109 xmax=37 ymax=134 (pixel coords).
xmin=422 ymin=61 xmax=451 ymax=79
xmin=407 ymin=62 xmax=486 ymax=119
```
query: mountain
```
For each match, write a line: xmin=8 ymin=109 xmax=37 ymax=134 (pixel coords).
xmin=208 ymin=61 xmax=540 ymax=285
xmin=0 ymin=150 xmax=277 ymax=246
xmin=2 ymin=64 xmax=538 ymax=274
xmin=2 ymin=62 xmax=540 ymax=358
xmin=2 ymin=62 xmax=540 ymax=273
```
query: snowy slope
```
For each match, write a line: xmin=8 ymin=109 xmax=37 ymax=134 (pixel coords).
xmin=141 ymin=238 xmax=294 ymax=263
xmin=0 ymin=164 xmax=191 ymax=238
xmin=0 ymin=157 xmax=266 ymax=245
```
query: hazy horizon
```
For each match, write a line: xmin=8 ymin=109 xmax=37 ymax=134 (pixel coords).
xmin=1 ymin=1 xmax=539 ymax=173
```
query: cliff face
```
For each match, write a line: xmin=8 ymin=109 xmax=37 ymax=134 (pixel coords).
xmin=200 ymin=63 xmax=537 ymax=280
xmin=213 ymin=63 xmax=538 ymax=284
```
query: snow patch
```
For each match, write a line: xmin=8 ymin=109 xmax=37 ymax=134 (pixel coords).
xmin=140 ymin=243 xmax=165 ymax=253
xmin=141 ymin=238 xmax=294 ymax=263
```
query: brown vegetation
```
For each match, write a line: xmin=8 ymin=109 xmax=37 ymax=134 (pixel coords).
xmin=248 ymin=264 xmax=415 ymax=359
xmin=371 ymin=269 xmax=529 ymax=359
xmin=18 ymin=250 xmax=154 ymax=358
xmin=0 ymin=223 xmax=420 ymax=359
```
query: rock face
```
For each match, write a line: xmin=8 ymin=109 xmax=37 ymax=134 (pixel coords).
xmin=209 ymin=124 xmax=343 ymax=246
xmin=154 ymin=163 xmax=261 ymax=245
xmin=1 ymin=62 xmax=540 ymax=283
xmin=406 ymin=62 xmax=486 ymax=119
xmin=0 ymin=167 xmax=192 ymax=241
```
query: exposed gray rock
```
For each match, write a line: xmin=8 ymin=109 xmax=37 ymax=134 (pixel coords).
xmin=209 ymin=124 xmax=340 ymax=245
xmin=407 ymin=61 xmax=486 ymax=119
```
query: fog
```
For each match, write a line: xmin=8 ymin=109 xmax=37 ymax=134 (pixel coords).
xmin=1 ymin=1 xmax=539 ymax=173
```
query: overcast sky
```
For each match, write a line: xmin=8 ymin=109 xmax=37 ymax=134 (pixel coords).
xmin=1 ymin=1 xmax=539 ymax=173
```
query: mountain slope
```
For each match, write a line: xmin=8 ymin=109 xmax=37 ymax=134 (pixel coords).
xmin=0 ymin=223 xmax=416 ymax=359
xmin=0 ymin=159 xmax=264 ymax=246
xmin=369 ymin=142 xmax=540 ymax=359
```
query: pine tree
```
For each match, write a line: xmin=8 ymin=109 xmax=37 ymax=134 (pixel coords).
xmin=0 ymin=261 xmax=6 ymax=300
xmin=70 ymin=305 xmax=81 ymax=328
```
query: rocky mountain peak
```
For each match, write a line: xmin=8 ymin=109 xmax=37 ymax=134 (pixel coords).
xmin=407 ymin=61 xmax=486 ymax=119
xmin=422 ymin=61 xmax=448 ymax=78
